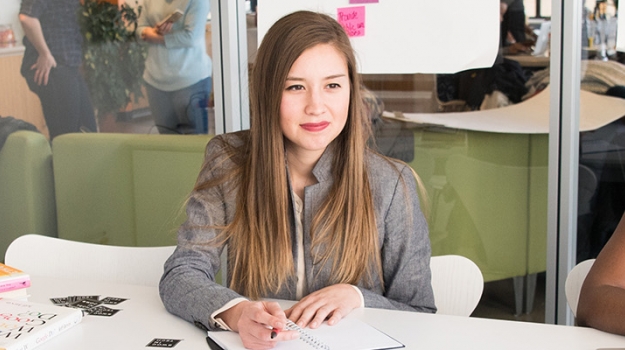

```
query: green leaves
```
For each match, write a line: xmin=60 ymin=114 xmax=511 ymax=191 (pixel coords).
xmin=79 ymin=0 xmax=146 ymax=117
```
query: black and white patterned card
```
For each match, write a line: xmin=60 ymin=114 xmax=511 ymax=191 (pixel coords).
xmin=70 ymin=299 xmax=103 ymax=310
xmin=146 ymin=338 xmax=182 ymax=348
xmin=84 ymin=305 xmax=120 ymax=317
xmin=100 ymin=297 xmax=127 ymax=305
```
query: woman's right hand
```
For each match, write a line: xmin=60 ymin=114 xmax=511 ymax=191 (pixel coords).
xmin=217 ymin=301 xmax=299 ymax=350
xmin=31 ymin=53 xmax=56 ymax=86
xmin=140 ymin=27 xmax=165 ymax=44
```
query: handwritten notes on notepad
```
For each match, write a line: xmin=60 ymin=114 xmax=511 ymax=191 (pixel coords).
xmin=206 ymin=317 xmax=404 ymax=350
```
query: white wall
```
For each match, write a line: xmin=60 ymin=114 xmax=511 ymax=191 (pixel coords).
xmin=1 ymin=0 xmax=25 ymax=45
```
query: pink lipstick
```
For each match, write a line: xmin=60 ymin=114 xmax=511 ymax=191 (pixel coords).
xmin=300 ymin=121 xmax=330 ymax=132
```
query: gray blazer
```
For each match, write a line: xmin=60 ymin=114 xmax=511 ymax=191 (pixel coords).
xmin=159 ymin=132 xmax=436 ymax=331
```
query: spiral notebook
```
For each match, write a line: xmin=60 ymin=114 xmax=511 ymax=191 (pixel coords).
xmin=205 ymin=317 xmax=404 ymax=350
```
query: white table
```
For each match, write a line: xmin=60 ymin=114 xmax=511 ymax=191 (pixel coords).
xmin=27 ymin=276 xmax=208 ymax=349
xmin=27 ymin=276 xmax=625 ymax=350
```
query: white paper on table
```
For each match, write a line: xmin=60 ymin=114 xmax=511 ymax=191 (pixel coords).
xmin=257 ymin=0 xmax=500 ymax=74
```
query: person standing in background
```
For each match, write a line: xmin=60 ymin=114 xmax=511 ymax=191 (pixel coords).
xmin=19 ymin=0 xmax=97 ymax=140
xmin=500 ymin=0 xmax=527 ymax=46
xmin=137 ymin=0 xmax=212 ymax=135
xmin=594 ymin=0 xmax=609 ymax=20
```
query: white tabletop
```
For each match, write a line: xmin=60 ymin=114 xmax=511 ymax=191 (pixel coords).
xmin=27 ymin=275 xmax=625 ymax=350
xmin=27 ymin=276 xmax=208 ymax=350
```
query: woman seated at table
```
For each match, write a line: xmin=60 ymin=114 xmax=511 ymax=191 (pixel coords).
xmin=159 ymin=10 xmax=436 ymax=350
xmin=577 ymin=211 xmax=625 ymax=335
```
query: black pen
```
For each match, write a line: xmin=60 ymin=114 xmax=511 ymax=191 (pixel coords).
xmin=205 ymin=336 xmax=224 ymax=350
xmin=271 ymin=327 xmax=280 ymax=339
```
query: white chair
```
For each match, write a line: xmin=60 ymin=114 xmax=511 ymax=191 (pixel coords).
xmin=430 ymin=255 xmax=484 ymax=316
xmin=565 ymin=259 xmax=596 ymax=317
xmin=4 ymin=234 xmax=176 ymax=287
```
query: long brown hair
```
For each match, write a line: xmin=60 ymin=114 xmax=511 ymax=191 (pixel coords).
xmin=198 ymin=10 xmax=381 ymax=300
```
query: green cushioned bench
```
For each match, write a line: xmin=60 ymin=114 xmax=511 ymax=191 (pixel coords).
xmin=0 ymin=131 xmax=212 ymax=260
xmin=51 ymin=133 xmax=211 ymax=247
xmin=0 ymin=131 xmax=56 ymax=260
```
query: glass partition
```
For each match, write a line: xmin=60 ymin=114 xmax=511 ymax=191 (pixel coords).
xmin=4 ymin=0 xmax=617 ymax=327
xmin=359 ymin=73 xmax=550 ymax=322
xmin=237 ymin=1 xmax=554 ymax=322
xmin=3 ymin=0 xmax=607 ymax=326
xmin=344 ymin=2 xmax=550 ymax=322
xmin=578 ymin=0 xmax=624 ymax=284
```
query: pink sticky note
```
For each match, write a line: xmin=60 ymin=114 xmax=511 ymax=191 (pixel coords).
xmin=337 ymin=6 xmax=365 ymax=37
xmin=350 ymin=0 xmax=378 ymax=3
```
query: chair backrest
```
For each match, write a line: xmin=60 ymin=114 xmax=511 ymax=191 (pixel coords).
xmin=565 ymin=259 xmax=596 ymax=317
xmin=4 ymin=234 xmax=176 ymax=287
xmin=430 ymin=255 xmax=484 ymax=316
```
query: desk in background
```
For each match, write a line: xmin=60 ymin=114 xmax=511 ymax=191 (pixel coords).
xmin=505 ymin=54 xmax=550 ymax=68
xmin=26 ymin=276 xmax=625 ymax=349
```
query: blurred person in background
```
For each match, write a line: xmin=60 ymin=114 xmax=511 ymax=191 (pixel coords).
xmin=137 ymin=0 xmax=212 ymax=134
xmin=19 ymin=0 xmax=97 ymax=140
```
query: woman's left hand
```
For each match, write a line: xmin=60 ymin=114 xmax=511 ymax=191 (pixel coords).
xmin=285 ymin=284 xmax=361 ymax=329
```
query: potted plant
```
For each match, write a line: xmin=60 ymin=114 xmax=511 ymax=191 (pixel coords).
xmin=78 ymin=0 xmax=146 ymax=124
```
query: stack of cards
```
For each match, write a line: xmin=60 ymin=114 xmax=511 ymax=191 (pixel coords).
xmin=50 ymin=295 xmax=127 ymax=317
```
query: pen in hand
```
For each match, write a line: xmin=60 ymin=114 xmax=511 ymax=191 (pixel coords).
xmin=271 ymin=327 xmax=280 ymax=339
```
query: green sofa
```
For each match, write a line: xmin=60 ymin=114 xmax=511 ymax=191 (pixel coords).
xmin=0 ymin=131 xmax=211 ymax=257
xmin=0 ymin=131 xmax=56 ymax=259
xmin=52 ymin=133 xmax=210 ymax=247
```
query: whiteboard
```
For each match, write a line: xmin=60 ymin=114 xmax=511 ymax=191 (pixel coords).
xmin=257 ymin=0 xmax=500 ymax=74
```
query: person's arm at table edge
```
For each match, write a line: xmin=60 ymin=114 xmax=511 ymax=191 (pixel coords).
xmin=577 ymin=212 xmax=625 ymax=335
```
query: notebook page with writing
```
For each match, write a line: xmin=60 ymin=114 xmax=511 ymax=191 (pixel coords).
xmin=206 ymin=317 xmax=404 ymax=350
